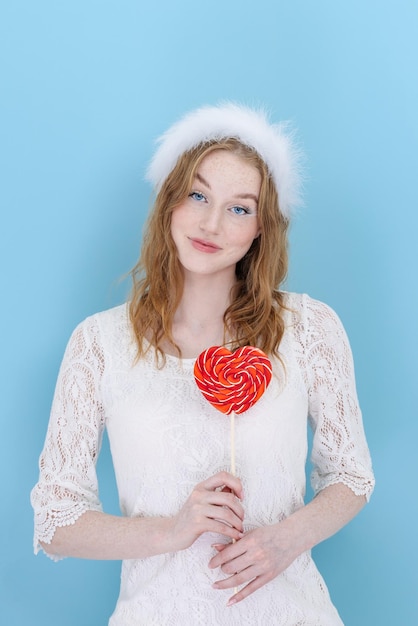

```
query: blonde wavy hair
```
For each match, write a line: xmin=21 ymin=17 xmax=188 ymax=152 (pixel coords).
xmin=129 ymin=138 xmax=290 ymax=363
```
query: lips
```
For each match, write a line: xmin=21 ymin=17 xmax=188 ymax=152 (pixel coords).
xmin=190 ymin=238 xmax=222 ymax=253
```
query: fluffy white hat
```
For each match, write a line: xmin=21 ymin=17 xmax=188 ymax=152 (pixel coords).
xmin=146 ymin=103 xmax=303 ymax=219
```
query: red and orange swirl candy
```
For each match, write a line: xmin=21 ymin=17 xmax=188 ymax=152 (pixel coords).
xmin=194 ymin=345 xmax=272 ymax=414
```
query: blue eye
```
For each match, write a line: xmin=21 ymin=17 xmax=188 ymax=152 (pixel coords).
xmin=189 ymin=191 xmax=206 ymax=202
xmin=231 ymin=205 xmax=250 ymax=215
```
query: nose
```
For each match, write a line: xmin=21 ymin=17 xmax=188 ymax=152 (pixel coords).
xmin=199 ymin=206 xmax=222 ymax=234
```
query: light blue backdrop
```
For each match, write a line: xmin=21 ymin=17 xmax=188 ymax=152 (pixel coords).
xmin=1 ymin=1 xmax=417 ymax=624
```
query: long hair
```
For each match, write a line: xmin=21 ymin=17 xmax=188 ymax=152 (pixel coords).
xmin=129 ymin=138 xmax=290 ymax=363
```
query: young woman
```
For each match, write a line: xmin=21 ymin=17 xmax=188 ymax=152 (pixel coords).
xmin=31 ymin=103 xmax=374 ymax=625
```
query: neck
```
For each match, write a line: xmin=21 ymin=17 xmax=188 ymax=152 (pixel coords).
xmin=169 ymin=272 xmax=236 ymax=357
xmin=178 ymin=271 xmax=235 ymax=322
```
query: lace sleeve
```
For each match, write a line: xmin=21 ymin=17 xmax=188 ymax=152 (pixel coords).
xmin=30 ymin=315 xmax=105 ymax=560
xmin=299 ymin=295 xmax=375 ymax=500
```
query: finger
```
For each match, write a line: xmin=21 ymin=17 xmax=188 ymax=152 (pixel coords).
xmin=206 ymin=507 xmax=244 ymax=539
xmin=202 ymin=472 xmax=244 ymax=500
xmin=209 ymin=492 xmax=245 ymax=520
xmin=226 ymin=574 xmax=269 ymax=606
xmin=205 ymin=503 xmax=244 ymax=533
xmin=212 ymin=565 xmax=256 ymax=590
xmin=213 ymin=563 xmax=266 ymax=592
xmin=209 ymin=541 xmax=246 ymax=569
xmin=187 ymin=489 xmax=244 ymax=527
xmin=193 ymin=502 xmax=242 ymax=534
xmin=220 ymin=553 xmax=250 ymax=576
xmin=206 ymin=519 xmax=245 ymax=541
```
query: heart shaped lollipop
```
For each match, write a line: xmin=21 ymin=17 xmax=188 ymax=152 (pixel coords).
xmin=194 ymin=345 xmax=272 ymax=415
xmin=194 ymin=346 xmax=272 ymax=588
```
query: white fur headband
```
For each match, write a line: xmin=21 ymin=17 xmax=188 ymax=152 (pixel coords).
xmin=146 ymin=103 xmax=303 ymax=219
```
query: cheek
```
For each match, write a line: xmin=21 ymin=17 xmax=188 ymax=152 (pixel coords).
xmin=227 ymin=231 xmax=259 ymax=257
xmin=171 ymin=204 xmax=192 ymax=229
xmin=239 ymin=222 xmax=261 ymax=247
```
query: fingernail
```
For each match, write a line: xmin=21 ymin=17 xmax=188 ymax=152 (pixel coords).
xmin=226 ymin=597 xmax=237 ymax=607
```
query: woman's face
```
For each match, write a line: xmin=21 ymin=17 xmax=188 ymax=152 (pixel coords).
xmin=170 ymin=150 xmax=261 ymax=282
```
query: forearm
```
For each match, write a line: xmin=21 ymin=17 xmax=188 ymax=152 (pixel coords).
xmin=283 ymin=482 xmax=366 ymax=554
xmin=40 ymin=472 xmax=245 ymax=561
xmin=41 ymin=510 xmax=176 ymax=560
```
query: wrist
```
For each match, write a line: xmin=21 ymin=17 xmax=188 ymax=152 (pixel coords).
xmin=130 ymin=515 xmax=181 ymax=558
xmin=277 ymin=510 xmax=316 ymax=555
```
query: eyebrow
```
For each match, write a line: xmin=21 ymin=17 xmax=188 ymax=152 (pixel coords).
xmin=194 ymin=172 xmax=259 ymax=204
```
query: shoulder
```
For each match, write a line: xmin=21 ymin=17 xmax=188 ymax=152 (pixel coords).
xmin=70 ymin=303 xmax=131 ymax=348
xmin=77 ymin=303 xmax=129 ymax=330
xmin=280 ymin=291 xmax=349 ymax=345
xmin=91 ymin=302 xmax=130 ymax=329
xmin=281 ymin=291 xmax=339 ymax=320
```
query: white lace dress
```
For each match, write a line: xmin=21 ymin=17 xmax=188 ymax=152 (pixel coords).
xmin=31 ymin=292 xmax=374 ymax=625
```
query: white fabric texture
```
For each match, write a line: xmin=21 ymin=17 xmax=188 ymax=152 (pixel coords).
xmin=31 ymin=292 xmax=374 ymax=625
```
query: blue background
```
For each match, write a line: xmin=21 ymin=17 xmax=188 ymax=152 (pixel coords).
xmin=1 ymin=1 xmax=417 ymax=624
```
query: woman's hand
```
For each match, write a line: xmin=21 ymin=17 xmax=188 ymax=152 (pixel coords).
xmin=167 ymin=471 xmax=245 ymax=552
xmin=208 ymin=483 xmax=367 ymax=605
xmin=208 ymin=520 xmax=301 ymax=605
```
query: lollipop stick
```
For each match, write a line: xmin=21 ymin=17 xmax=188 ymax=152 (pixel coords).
xmin=230 ymin=410 xmax=238 ymax=595
xmin=230 ymin=411 xmax=236 ymax=477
